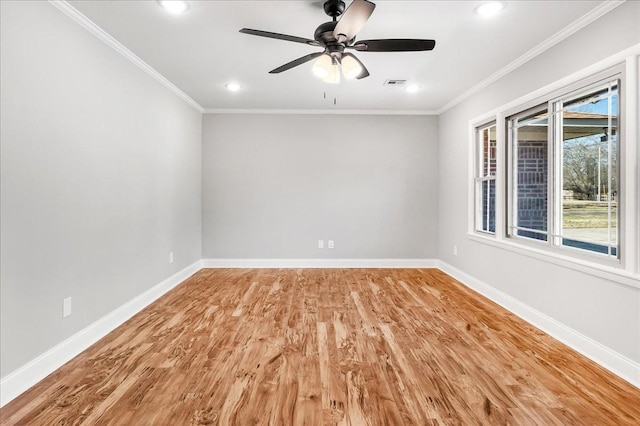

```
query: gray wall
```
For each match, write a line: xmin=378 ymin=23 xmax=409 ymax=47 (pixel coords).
xmin=437 ymin=2 xmax=640 ymax=362
xmin=202 ymin=114 xmax=438 ymax=259
xmin=0 ymin=1 xmax=202 ymax=376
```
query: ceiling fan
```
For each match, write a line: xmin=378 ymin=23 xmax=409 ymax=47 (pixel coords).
xmin=239 ymin=0 xmax=436 ymax=83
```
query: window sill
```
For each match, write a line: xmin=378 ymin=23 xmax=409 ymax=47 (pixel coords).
xmin=467 ymin=232 xmax=640 ymax=289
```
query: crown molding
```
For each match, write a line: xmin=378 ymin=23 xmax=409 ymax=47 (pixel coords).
xmin=48 ymin=0 xmax=625 ymax=117
xmin=48 ymin=0 xmax=205 ymax=113
xmin=203 ymin=108 xmax=438 ymax=115
xmin=436 ymin=0 xmax=627 ymax=115
xmin=467 ymin=43 xmax=640 ymax=124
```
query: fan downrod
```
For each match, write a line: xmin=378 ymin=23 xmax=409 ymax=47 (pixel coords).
xmin=323 ymin=0 xmax=346 ymax=19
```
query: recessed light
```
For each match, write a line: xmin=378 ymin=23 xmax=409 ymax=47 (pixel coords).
xmin=225 ymin=82 xmax=241 ymax=92
xmin=406 ymin=84 xmax=421 ymax=93
xmin=157 ymin=1 xmax=190 ymax=15
xmin=476 ymin=1 xmax=506 ymax=17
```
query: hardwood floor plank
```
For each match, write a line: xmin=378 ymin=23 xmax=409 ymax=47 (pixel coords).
xmin=340 ymin=370 xmax=368 ymax=426
xmin=2 ymin=268 xmax=639 ymax=425
xmin=231 ymin=281 xmax=259 ymax=317
xmin=317 ymin=322 xmax=331 ymax=411
xmin=380 ymin=324 xmax=440 ymax=423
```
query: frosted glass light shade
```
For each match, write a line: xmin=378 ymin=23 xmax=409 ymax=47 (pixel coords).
xmin=342 ymin=55 xmax=363 ymax=79
xmin=312 ymin=54 xmax=333 ymax=79
xmin=323 ymin=64 xmax=341 ymax=84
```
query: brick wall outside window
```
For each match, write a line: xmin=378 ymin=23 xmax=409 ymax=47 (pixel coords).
xmin=482 ymin=138 xmax=497 ymax=233
xmin=516 ymin=141 xmax=547 ymax=240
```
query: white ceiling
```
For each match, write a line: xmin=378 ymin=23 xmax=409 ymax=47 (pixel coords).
xmin=67 ymin=0 xmax=611 ymax=112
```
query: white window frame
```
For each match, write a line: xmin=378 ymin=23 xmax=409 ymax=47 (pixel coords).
xmin=468 ymin=47 xmax=640 ymax=289
xmin=474 ymin=121 xmax=497 ymax=235
xmin=507 ymin=103 xmax=551 ymax=245
xmin=506 ymin=76 xmax=621 ymax=261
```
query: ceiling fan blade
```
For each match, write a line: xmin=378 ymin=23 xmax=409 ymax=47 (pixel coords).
xmin=351 ymin=39 xmax=436 ymax=52
xmin=333 ymin=0 xmax=376 ymax=43
xmin=240 ymin=28 xmax=320 ymax=47
xmin=342 ymin=53 xmax=370 ymax=79
xmin=269 ymin=52 xmax=325 ymax=74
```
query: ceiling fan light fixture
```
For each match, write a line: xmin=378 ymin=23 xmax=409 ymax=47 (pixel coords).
xmin=475 ymin=1 xmax=506 ymax=17
xmin=323 ymin=59 xmax=342 ymax=84
xmin=342 ymin=55 xmax=363 ymax=79
xmin=240 ymin=0 xmax=436 ymax=81
xmin=312 ymin=54 xmax=333 ymax=79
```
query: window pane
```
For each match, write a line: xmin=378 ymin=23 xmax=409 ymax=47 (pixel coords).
xmin=482 ymin=179 xmax=496 ymax=233
xmin=477 ymin=124 xmax=496 ymax=234
xmin=560 ymin=83 xmax=618 ymax=256
xmin=482 ymin=126 xmax=497 ymax=177
xmin=513 ymin=110 xmax=548 ymax=241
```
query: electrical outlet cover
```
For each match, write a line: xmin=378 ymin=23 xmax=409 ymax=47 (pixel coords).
xmin=63 ymin=297 xmax=72 ymax=318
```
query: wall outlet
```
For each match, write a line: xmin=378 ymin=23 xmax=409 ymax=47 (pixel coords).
xmin=328 ymin=240 xmax=334 ymax=249
xmin=169 ymin=252 xmax=174 ymax=264
xmin=318 ymin=240 xmax=324 ymax=249
xmin=453 ymin=245 xmax=458 ymax=256
xmin=63 ymin=297 xmax=72 ymax=318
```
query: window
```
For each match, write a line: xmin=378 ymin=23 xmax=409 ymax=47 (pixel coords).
xmin=507 ymin=77 xmax=620 ymax=258
xmin=468 ymin=56 xmax=639 ymax=284
xmin=509 ymin=107 xmax=549 ymax=242
xmin=557 ymin=82 xmax=619 ymax=257
xmin=474 ymin=123 xmax=497 ymax=234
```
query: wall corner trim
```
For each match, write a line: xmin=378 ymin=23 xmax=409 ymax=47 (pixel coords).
xmin=437 ymin=260 xmax=640 ymax=389
xmin=0 ymin=260 xmax=203 ymax=407
xmin=47 ymin=0 xmax=205 ymax=113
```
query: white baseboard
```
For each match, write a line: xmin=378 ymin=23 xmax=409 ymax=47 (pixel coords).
xmin=438 ymin=261 xmax=640 ymax=389
xmin=0 ymin=260 xmax=203 ymax=407
xmin=201 ymin=258 xmax=439 ymax=268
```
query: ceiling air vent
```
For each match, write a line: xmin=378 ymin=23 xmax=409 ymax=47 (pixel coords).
xmin=384 ymin=79 xmax=407 ymax=86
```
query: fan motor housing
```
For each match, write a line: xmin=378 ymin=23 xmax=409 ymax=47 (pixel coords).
xmin=314 ymin=21 xmax=345 ymax=57
xmin=314 ymin=21 xmax=338 ymax=44
xmin=323 ymin=0 xmax=346 ymax=18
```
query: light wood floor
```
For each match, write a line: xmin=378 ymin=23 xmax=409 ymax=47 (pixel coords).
xmin=1 ymin=268 xmax=639 ymax=425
